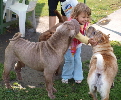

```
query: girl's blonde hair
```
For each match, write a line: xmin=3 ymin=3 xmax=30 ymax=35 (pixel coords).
xmin=71 ymin=3 xmax=91 ymax=19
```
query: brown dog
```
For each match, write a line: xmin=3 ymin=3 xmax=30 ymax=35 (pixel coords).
xmin=14 ymin=10 xmax=64 ymax=78
xmin=3 ymin=19 xmax=80 ymax=99
xmin=38 ymin=10 xmax=65 ymax=76
xmin=39 ymin=10 xmax=64 ymax=42
xmin=86 ymin=27 xmax=118 ymax=100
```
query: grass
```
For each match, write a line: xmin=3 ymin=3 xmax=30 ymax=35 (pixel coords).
xmin=34 ymin=0 xmax=121 ymax=23
xmin=0 ymin=41 xmax=121 ymax=100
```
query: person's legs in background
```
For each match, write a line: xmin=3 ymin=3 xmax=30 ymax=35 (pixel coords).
xmin=48 ymin=0 xmax=67 ymax=29
xmin=48 ymin=0 xmax=58 ymax=29
xmin=49 ymin=16 xmax=56 ymax=29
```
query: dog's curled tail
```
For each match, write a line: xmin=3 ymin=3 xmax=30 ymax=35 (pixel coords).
xmin=9 ymin=32 xmax=22 ymax=41
xmin=54 ymin=10 xmax=64 ymax=23
xmin=95 ymin=53 xmax=104 ymax=72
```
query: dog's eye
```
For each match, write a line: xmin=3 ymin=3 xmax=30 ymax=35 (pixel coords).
xmin=50 ymin=32 xmax=55 ymax=34
xmin=92 ymin=32 xmax=95 ymax=35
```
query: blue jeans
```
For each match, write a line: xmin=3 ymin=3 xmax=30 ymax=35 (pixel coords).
xmin=61 ymin=47 xmax=84 ymax=80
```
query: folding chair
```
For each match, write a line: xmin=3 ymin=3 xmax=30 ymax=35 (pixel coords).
xmin=3 ymin=0 xmax=38 ymax=37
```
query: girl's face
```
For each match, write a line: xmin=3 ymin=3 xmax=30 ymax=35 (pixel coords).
xmin=76 ymin=12 xmax=90 ymax=25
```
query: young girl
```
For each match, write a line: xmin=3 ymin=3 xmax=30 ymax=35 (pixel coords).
xmin=62 ymin=3 xmax=94 ymax=84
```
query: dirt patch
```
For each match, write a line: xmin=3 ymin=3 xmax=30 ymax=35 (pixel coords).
xmin=0 ymin=16 xmax=92 ymax=87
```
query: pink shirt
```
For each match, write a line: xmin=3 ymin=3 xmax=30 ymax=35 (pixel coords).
xmin=68 ymin=18 xmax=88 ymax=55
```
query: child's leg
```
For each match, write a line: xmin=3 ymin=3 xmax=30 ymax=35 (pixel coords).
xmin=62 ymin=49 xmax=74 ymax=79
xmin=73 ymin=47 xmax=84 ymax=81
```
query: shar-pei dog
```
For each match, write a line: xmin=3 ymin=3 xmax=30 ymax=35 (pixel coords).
xmin=86 ymin=27 xmax=118 ymax=100
xmin=3 ymin=19 xmax=80 ymax=99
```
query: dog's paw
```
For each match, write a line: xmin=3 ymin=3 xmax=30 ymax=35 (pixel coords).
xmin=49 ymin=94 xmax=56 ymax=99
xmin=88 ymin=92 xmax=92 ymax=97
xmin=5 ymin=84 xmax=12 ymax=89
xmin=53 ymin=87 xmax=57 ymax=93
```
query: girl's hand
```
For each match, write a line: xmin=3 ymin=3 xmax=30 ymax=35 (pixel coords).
xmin=88 ymin=38 xmax=97 ymax=46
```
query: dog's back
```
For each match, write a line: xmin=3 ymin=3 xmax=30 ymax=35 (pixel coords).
xmin=87 ymin=29 xmax=118 ymax=100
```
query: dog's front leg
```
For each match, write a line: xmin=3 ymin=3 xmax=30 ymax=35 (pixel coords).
xmin=44 ymin=71 xmax=56 ymax=99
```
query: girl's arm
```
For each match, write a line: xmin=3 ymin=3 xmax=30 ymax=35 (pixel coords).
xmin=75 ymin=33 xmax=89 ymax=44
xmin=75 ymin=33 xmax=97 ymax=46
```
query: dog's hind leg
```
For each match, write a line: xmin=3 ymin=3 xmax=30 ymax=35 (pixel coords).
xmin=100 ymin=91 xmax=109 ymax=100
xmin=44 ymin=70 xmax=57 ymax=99
xmin=3 ymin=45 xmax=17 ymax=88
xmin=88 ymin=86 xmax=98 ymax=100
xmin=3 ymin=66 xmax=11 ymax=88
xmin=14 ymin=61 xmax=25 ymax=80
xmin=3 ymin=61 xmax=15 ymax=88
xmin=100 ymin=84 xmax=110 ymax=100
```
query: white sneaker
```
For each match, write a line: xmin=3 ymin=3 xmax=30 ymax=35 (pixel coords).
xmin=62 ymin=79 xmax=68 ymax=84
xmin=75 ymin=80 xmax=82 ymax=84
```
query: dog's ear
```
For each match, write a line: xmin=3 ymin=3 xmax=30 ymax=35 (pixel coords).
xmin=102 ymin=33 xmax=110 ymax=41
xmin=95 ymin=31 xmax=104 ymax=43
xmin=107 ymin=34 xmax=110 ymax=38
xmin=64 ymin=22 xmax=74 ymax=30
xmin=98 ymin=31 xmax=106 ymax=42
xmin=50 ymin=31 xmax=55 ymax=34
xmin=101 ymin=35 xmax=106 ymax=41
xmin=100 ymin=32 xmax=110 ymax=43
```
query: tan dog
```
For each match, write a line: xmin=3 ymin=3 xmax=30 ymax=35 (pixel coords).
xmin=16 ymin=10 xmax=64 ymax=76
xmin=3 ymin=19 xmax=80 ymax=99
xmin=39 ymin=10 xmax=64 ymax=76
xmin=86 ymin=27 xmax=118 ymax=100
xmin=39 ymin=10 xmax=64 ymax=42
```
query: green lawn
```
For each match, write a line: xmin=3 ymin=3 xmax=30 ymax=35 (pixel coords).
xmin=35 ymin=0 xmax=121 ymax=23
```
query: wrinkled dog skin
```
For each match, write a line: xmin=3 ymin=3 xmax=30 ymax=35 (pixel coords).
xmin=3 ymin=19 xmax=80 ymax=99
xmin=38 ymin=10 xmax=64 ymax=76
xmin=16 ymin=10 xmax=64 ymax=76
xmin=86 ymin=27 xmax=118 ymax=100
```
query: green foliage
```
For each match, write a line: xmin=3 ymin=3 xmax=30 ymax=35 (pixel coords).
xmin=0 ymin=64 xmax=16 ymax=81
xmin=81 ymin=0 xmax=121 ymax=23
xmin=0 ymin=42 xmax=121 ymax=99
xmin=110 ymin=41 xmax=121 ymax=46
xmin=10 ymin=71 xmax=16 ymax=81
xmin=0 ymin=64 xmax=3 ymax=81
